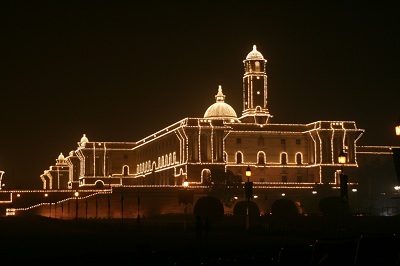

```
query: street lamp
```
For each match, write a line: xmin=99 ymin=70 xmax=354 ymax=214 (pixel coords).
xmin=74 ymin=191 xmax=79 ymax=220
xmin=393 ymin=120 xmax=400 ymax=187
xmin=183 ymin=178 xmax=189 ymax=232
xmin=178 ymin=177 xmax=193 ymax=232
xmin=338 ymin=149 xmax=348 ymax=233
xmin=108 ymin=174 xmax=111 ymax=221
xmin=338 ymin=149 xmax=348 ymax=204
xmin=245 ymin=165 xmax=253 ymax=232
xmin=137 ymin=189 xmax=141 ymax=224
xmin=395 ymin=120 xmax=400 ymax=136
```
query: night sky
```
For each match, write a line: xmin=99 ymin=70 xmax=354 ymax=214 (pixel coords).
xmin=1 ymin=1 xmax=399 ymax=188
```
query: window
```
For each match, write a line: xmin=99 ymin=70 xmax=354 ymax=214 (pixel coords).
xmin=123 ymin=166 xmax=128 ymax=176
xmin=236 ymin=152 xmax=243 ymax=164
xmin=296 ymin=139 xmax=301 ymax=145
xmin=281 ymin=139 xmax=285 ymax=145
xmin=297 ymin=176 xmax=302 ymax=183
xmin=237 ymin=138 xmax=241 ymax=144
xmin=282 ymin=176 xmax=287 ymax=183
xmin=296 ymin=153 xmax=302 ymax=164
xmin=124 ymin=154 xmax=128 ymax=160
xmin=258 ymin=152 xmax=265 ymax=164
xmin=281 ymin=153 xmax=287 ymax=164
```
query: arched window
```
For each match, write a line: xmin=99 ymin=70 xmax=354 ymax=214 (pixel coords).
xmin=281 ymin=153 xmax=287 ymax=164
xmin=236 ymin=152 xmax=243 ymax=164
xmin=201 ymin=169 xmax=211 ymax=184
xmin=296 ymin=153 xmax=302 ymax=164
xmin=123 ymin=165 xmax=128 ymax=176
xmin=257 ymin=152 xmax=265 ymax=164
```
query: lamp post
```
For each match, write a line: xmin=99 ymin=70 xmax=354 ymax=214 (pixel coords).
xmin=245 ymin=166 xmax=253 ymax=233
xmin=338 ymin=149 xmax=348 ymax=204
xmin=137 ymin=188 xmax=141 ymax=224
xmin=392 ymin=120 xmax=400 ymax=204
xmin=108 ymin=174 xmax=111 ymax=221
xmin=183 ymin=178 xmax=189 ymax=232
xmin=178 ymin=177 xmax=193 ymax=232
xmin=74 ymin=191 xmax=79 ymax=220
xmin=338 ymin=149 xmax=348 ymax=232
xmin=393 ymin=120 xmax=400 ymax=187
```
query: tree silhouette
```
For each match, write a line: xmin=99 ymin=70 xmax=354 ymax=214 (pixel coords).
xmin=193 ymin=196 xmax=224 ymax=223
xmin=233 ymin=200 xmax=260 ymax=220
xmin=271 ymin=198 xmax=299 ymax=218
xmin=203 ymin=168 xmax=242 ymax=208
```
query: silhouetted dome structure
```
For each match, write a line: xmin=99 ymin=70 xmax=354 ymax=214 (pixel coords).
xmin=204 ymin=86 xmax=239 ymax=122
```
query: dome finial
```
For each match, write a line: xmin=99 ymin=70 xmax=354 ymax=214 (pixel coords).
xmin=215 ymin=85 xmax=225 ymax=102
xmin=253 ymin=45 xmax=257 ymax=51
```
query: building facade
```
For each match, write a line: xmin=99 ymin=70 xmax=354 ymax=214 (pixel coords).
xmin=1 ymin=45 xmax=397 ymax=218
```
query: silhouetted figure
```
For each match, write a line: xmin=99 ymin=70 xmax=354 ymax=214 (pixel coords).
xmin=196 ymin=215 xmax=203 ymax=241
xmin=204 ymin=216 xmax=211 ymax=240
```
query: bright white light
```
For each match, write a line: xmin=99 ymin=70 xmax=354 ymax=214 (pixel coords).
xmin=396 ymin=125 xmax=400 ymax=136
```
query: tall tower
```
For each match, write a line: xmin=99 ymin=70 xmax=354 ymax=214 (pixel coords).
xmin=240 ymin=45 xmax=271 ymax=124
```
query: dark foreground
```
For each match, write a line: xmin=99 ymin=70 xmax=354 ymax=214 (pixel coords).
xmin=1 ymin=215 xmax=400 ymax=265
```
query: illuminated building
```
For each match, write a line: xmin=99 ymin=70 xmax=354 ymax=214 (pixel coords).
xmin=0 ymin=45 xmax=397 ymax=217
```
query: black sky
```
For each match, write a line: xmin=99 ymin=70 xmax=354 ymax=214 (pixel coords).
xmin=1 ymin=1 xmax=399 ymax=188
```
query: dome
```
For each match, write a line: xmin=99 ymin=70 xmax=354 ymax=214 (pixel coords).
xmin=58 ymin=152 xmax=65 ymax=161
xmin=80 ymin=134 xmax=88 ymax=143
xmin=204 ymin=86 xmax=238 ymax=121
xmin=79 ymin=134 xmax=89 ymax=147
xmin=56 ymin=152 xmax=66 ymax=165
xmin=246 ymin=45 xmax=264 ymax=60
